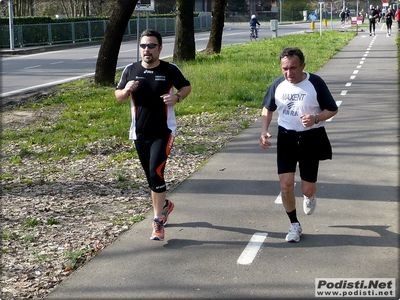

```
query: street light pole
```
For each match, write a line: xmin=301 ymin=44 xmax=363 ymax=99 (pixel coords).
xmin=8 ymin=0 xmax=14 ymax=50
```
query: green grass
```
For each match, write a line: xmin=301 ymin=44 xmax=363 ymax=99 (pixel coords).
xmin=2 ymin=31 xmax=356 ymax=166
xmin=23 ymin=217 xmax=39 ymax=228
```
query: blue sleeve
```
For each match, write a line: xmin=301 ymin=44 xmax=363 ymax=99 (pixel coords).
xmin=308 ymin=74 xmax=338 ymax=111
xmin=262 ymin=76 xmax=285 ymax=111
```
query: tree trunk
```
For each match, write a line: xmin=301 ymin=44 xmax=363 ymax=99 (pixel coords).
xmin=173 ymin=0 xmax=195 ymax=62
xmin=94 ymin=0 xmax=138 ymax=86
xmin=205 ymin=0 xmax=227 ymax=55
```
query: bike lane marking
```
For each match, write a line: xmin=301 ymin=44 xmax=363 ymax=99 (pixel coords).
xmin=237 ymin=232 xmax=268 ymax=265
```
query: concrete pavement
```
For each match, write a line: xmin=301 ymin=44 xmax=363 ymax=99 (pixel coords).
xmin=46 ymin=27 xmax=399 ymax=299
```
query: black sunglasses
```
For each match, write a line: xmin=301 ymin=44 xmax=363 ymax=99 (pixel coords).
xmin=139 ymin=43 xmax=159 ymax=49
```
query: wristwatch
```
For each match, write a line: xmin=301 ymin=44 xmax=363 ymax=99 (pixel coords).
xmin=176 ymin=93 xmax=183 ymax=103
xmin=314 ymin=115 xmax=320 ymax=124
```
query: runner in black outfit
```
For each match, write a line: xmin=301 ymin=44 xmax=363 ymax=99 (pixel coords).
xmin=369 ymin=5 xmax=379 ymax=36
xmin=115 ymin=29 xmax=191 ymax=241
xmin=385 ymin=8 xmax=394 ymax=36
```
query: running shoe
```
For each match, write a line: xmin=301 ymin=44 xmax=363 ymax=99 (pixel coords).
xmin=150 ymin=218 xmax=165 ymax=241
xmin=285 ymin=222 xmax=302 ymax=243
xmin=162 ymin=199 xmax=174 ymax=226
xmin=303 ymin=195 xmax=317 ymax=215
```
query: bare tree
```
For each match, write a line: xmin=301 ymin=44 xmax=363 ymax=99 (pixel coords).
xmin=173 ymin=0 xmax=195 ymax=62
xmin=12 ymin=0 xmax=35 ymax=16
xmin=205 ymin=0 xmax=227 ymax=55
xmin=58 ymin=0 xmax=92 ymax=17
xmin=94 ymin=0 xmax=138 ymax=85
xmin=155 ymin=0 xmax=175 ymax=14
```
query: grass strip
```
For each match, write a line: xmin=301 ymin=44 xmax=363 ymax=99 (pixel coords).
xmin=2 ymin=31 xmax=356 ymax=166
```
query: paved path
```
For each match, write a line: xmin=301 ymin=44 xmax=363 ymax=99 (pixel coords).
xmin=46 ymin=29 xmax=399 ymax=299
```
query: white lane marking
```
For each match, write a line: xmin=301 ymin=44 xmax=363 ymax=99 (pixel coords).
xmin=326 ymin=101 xmax=342 ymax=122
xmin=24 ymin=65 xmax=41 ymax=69
xmin=275 ymin=193 xmax=283 ymax=204
xmin=1 ymin=50 xmax=68 ymax=61
xmin=1 ymin=72 xmax=95 ymax=98
xmin=352 ymin=70 xmax=359 ymax=74
xmin=237 ymin=233 xmax=268 ymax=265
xmin=50 ymin=61 xmax=64 ymax=65
xmin=350 ymin=75 xmax=356 ymax=79
xmin=340 ymin=90 xmax=347 ymax=96
xmin=345 ymin=82 xmax=352 ymax=86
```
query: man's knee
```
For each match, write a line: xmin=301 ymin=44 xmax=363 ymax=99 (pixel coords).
xmin=301 ymin=182 xmax=316 ymax=197
xmin=279 ymin=176 xmax=295 ymax=193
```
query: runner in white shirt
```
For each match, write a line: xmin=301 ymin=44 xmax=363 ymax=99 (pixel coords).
xmin=260 ymin=47 xmax=338 ymax=243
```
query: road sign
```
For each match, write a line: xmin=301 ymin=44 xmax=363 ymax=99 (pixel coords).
xmin=309 ymin=12 xmax=318 ymax=21
xmin=351 ymin=16 xmax=363 ymax=25
xmin=134 ymin=0 xmax=155 ymax=12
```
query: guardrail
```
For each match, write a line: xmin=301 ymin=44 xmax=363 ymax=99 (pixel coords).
xmin=0 ymin=14 xmax=212 ymax=48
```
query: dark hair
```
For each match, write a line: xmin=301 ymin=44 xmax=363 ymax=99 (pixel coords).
xmin=280 ymin=47 xmax=305 ymax=65
xmin=140 ymin=29 xmax=162 ymax=46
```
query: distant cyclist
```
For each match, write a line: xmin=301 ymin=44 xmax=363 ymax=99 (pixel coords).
xmin=250 ymin=14 xmax=261 ymax=39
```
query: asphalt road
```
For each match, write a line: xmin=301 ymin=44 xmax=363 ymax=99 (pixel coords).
xmin=1 ymin=22 xmax=332 ymax=98
xmin=45 ymin=24 xmax=399 ymax=299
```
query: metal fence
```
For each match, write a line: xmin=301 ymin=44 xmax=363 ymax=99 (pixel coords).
xmin=0 ymin=14 xmax=212 ymax=48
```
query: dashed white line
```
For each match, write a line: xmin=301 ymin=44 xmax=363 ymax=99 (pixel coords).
xmin=237 ymin=233 xmax=268 ymax=265
xmin=25 ymin=65 xmax=41 ymax=69
xmin=340 ymin=90 xmax=347 ymax=96
xmin=326 ymin=101 xmax=342 ymax=122
xmin=345 ymin=82 xmax=352 ymax=86
xmin=51 ymin=61 xmax=64 ymax=65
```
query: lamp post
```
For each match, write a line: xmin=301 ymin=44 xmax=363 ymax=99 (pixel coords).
xmin=8 ymin=0 xmax=14 ymax=50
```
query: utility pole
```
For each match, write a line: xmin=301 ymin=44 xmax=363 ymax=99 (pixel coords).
xmin=8 ymin=0 xmax=14 ymax=50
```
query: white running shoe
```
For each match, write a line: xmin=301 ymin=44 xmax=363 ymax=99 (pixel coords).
xmin=285 ymin=223 xmax=302 ymax=243
xmin=303 ymin=195 xmax=317 ymax=215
